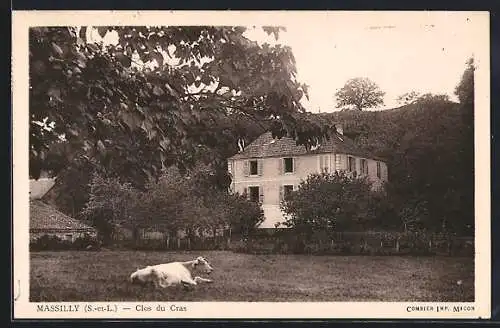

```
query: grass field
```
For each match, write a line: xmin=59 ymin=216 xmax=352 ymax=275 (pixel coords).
xmin=30 ymin=250 xmax=474 ymax=302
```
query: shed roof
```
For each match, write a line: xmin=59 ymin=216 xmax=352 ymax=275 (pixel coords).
xmin=30 ymin=200 xmax=97 ymax=232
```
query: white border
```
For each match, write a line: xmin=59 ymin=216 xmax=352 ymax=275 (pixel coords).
xmin=12 ymin=10 xmax=491 ymax=319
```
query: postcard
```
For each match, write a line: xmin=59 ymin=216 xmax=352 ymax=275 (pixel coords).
xmin=12 ymin=10 xmax=490 ymax=319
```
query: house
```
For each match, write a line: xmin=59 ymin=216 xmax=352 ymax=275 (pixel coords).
xmin=227 ymin=125 xmax=389 ymax=228
xmin=29 ymin=176 xmax=98 ymax=242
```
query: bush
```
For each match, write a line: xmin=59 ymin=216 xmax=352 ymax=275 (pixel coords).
xmin=229 ymin=230 xmax=471 ymax=257
xmin=280 ymin=171 xmax=383 ymax=236
xmin=225 ymin=193 xmax=265 ymax=237
xmin=30 ymin=233 xmax=100 ymax=251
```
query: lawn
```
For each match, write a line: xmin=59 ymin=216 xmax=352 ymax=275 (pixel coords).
xmin=30 ymin=250 xmax=474 ymax=302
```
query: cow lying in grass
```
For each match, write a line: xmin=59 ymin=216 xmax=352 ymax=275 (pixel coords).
xmin=129 ymin=256 xmax=214 ymax=289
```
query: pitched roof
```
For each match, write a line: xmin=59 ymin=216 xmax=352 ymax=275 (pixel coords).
xmin=30 ymin=200 xmax=97 ymax=232
xmin=229 ymin=131 xmax=385 ymax=161
xmin=30 ymin=178 xmax=56 ymax=200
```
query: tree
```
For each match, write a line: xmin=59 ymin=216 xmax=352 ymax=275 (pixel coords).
xmin=397 ymin=91 xmax=452 ymax=106
xmin=81 ymin=173 xmax=140 ymax=244
xmin=29 ymin=26 xmax=333 ymax=187
xmin=396 ymin=91 xmax=421 ymax=106
xmin=325 ymin=87 xmax=474 ymax=235
xmin=335 ymin=77 xmax=385 ymax=111
xmin=280 ymin=172 xmax=378 ymax=238
xmin=225 ymin=193 xmax=265 ymax=237
xmin=81 ymin=163 xmax=265 ymax=246
xmin=455 ymin=57 xmax=475 ymax=107
xmin=413 ymin=93 xmax=451 ymax=104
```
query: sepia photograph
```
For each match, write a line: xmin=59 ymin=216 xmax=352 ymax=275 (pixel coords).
xmin=12 ymin=10 xmax=490 ymax=319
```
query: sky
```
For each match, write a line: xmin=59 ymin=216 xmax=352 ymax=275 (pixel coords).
xmin=243 ymin=16 xmax=478 ymax=112
xmin=88 ymin=13 xmax=480 ymax=113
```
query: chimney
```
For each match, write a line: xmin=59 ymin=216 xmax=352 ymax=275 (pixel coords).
xmin=335 ymin=124 xmax=343 ymax=135
xmin=237 ymin=138 xmax=245 ymax=153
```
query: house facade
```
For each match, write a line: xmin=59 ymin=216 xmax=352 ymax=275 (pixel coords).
xmin=227 ymin=126 xmax=389 ymax=228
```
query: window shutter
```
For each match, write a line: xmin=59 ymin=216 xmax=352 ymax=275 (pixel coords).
xmin=278 ymin=158 xmax=283 ymax=175
xmin=244 ymin=160 xmax=250 ymax=177
xmin=323 ymin=155 xmax=329 ymax=172
xmin=279 ymin=185 xmax=284 ymax=202
xmin=259 ymin=186 xmax=264 ymax=204
xmin=243 ymin=187 xmax=249 ymax=200
xmin=335 ymin=154 xmax=341 ymax=171
xmin=258 ymin=160 xmax=264 ymax=176
xmin=293 ymin=157 xmax=297 ymax=173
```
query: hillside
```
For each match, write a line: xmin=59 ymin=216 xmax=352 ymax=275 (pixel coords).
xmin=319 ymin=100 xmax=474 ymax=234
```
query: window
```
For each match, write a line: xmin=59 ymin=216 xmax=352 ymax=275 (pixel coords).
xmin=320 ymin=155 xmax=329 ymax=173
xmin=280 ymin=185 xmax=294 ymax=202
xmin=250 ymin=160 xmax=258 ymax=175
xmin=248 ymin=186 xmax=260 ymax=203
xmin=284 ymin=157 xmax=294 ymax=173
xmin=376 ymin=161 xmax=381 ymax=178
xmin=283 ymin=185 xmax=294 ymax=200
xmin=335 ymin=154 xmax=341 ymax=171
xmin=65 ymin=234 xmax=73 ymax=241
xmin=227 ymin=161 xmax=233 ymax=176
xmin=348 ymin=156 xmax=356 ymax=173
xmin=360 ymin=159 xmax=368 ymax=175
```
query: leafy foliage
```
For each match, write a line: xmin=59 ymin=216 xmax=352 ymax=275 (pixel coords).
xmin=396 ymin=91 xmax=421 ymax=106
xmin=396 ymin=91 xmax=451 ymax=106
xmin=29 ymin=26 xmax=334 ymax=186
xmin=224 ymin=193 xmax=265 ymax=237
xmin=335 ymin=77 xmax=385 ymax=111
xmin=323 ymin=59 xmax=475 ymax=235
xmin=455 ymin=57 xmax=474 ymax=107
xmin=81 ymin=164 xmax=264 ymax=243
xmin=81 ymin=173 xmax=139 ymax=243
xmin=280 ymin=172 xmax=381 ymax=237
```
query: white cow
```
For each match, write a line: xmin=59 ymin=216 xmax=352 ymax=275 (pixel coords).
xmin=129 ymin=256 xmax=214 ymax=289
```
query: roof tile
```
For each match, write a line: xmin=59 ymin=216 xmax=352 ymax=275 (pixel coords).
xmin=30 ymin=200 xmax=97 ymax=232
xmin=229 ymin=131 xmax=383 ymax=161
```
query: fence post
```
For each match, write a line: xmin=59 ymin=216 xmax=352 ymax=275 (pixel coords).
xmin=227 ymin=227 xmax=232 ymax=249
xmin=395 ymin=237 xmax=400 ymax=253
xmin=177 ymin=237 xmax=181 ymax=249
xmin=213 ymin=228 xmax=217 ymax=249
